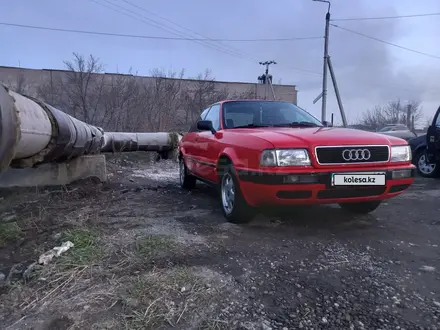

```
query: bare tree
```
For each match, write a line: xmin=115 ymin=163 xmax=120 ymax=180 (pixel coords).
xmin=36 ymin=53 xmax=107 ymax=125
xmin=15 ymin=53 xmax=262 ymax=132
xmin=229 ymin=87 xmax=258 ymax=100
xmin=143 ymin=68 xmax=185 ymax=131
xmin=359 ymin=99 xmax=423 ymax=131
xmin=180 ymin=69 xmax=230 ymax=125
xmin=100 ymin=70 xmax=147 ymax=131
xmin=62 ymin=53 xmax=106 ymax=123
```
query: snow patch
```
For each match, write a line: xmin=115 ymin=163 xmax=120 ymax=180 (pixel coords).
xmin=131 ymin=161 xmax=179 ymax=182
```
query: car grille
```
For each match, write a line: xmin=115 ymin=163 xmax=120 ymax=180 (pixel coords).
xmin=315 ymin=146 xmax=389 ymax=165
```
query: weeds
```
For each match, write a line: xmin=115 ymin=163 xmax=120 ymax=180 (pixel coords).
xmin=0 ymin=222 xmax=22 ymax=247
xmin=60 ymin=227 xmax=104 ymax=266
xmin=135 ymin=235 xmax=177 ymax=260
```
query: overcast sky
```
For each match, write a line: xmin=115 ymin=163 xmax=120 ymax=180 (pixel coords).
xmin=1 ymin=0 xmax=439 ymax=126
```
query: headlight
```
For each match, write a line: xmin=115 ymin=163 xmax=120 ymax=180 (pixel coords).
xmin=260 ymin=149 xmax=311 ymax=166
xmin=390 ymin=145 xmax=411 ymax=162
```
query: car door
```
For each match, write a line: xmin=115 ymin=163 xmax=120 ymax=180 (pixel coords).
xmin=181 ymin=107 xmax=211 ymax=173
xmin=426 ymin=106 xmax=440 ymax=163
xmin=195 ymin=103 xmax=222 ymax=182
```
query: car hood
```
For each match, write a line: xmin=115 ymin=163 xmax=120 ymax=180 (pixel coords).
xmin=241 ymin=127 xmax=406 ymax=148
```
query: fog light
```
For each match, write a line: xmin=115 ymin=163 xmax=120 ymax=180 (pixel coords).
xmin=283 ymin=175 xmax=300 ymax=183
xmin=282 ymin=175 xmax=320 ymax=184
xmin=299 ymin=175 xmax=319 ymax=183
xmin=392 ymin=169 xmax=412 ymax=179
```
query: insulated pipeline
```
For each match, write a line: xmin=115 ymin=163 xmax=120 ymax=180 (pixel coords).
xmin=101 ymin=132 xmax=179 ymax=153
xmin=0 ymin=84 xmax=181 ymax=172
xmin=0 ymin=84 xmax=104 ymax=171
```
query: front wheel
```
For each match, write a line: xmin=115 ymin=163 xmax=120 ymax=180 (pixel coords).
xmin=219 ymin=164 xmax=255 ymax=223
xmin=414 ymin=151 xmax=439 ymax=178
xmin=339 ymin=201 xmax=382 ymax=214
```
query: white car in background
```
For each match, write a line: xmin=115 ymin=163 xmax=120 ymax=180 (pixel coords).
xmin=377 ymin=124 xmax=417 ymax=141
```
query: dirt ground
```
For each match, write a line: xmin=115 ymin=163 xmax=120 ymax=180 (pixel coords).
xmin=0 ymin=153 xmax=439 ymax=330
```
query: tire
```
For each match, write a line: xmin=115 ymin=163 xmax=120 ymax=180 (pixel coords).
xmin=339 ymin=201 xmax=382 ymax=214
xmin=179 ymin=157 xmax=196 ymax=190
xmin=219 ymin=163 xmax=255 ymax=223
xmin=414 ymin=151 xmax=439 ymax=178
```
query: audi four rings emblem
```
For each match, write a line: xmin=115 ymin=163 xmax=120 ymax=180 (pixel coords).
xmin=342 ymin=149 xmax=371 ymax=161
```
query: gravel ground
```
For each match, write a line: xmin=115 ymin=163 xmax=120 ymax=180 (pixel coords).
xmin=0 ymin=153 xmax=439 ymax=329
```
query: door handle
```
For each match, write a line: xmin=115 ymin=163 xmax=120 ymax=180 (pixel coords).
xmin=194 ymin=137 xmax=198 ymax=141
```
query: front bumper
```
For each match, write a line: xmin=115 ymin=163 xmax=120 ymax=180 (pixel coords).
xmin=236 ymin=166 xmax=416 ymax=207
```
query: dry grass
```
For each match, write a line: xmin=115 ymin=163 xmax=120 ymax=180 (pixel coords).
xmin=198 ymin=319 xmax=231 ymax=330
xmin=122 ymin=267 xmax=211 ymax=329
xmin=135 ymin=234 xmax=177 ymax=260
xmin=10 ymin=227 xmax=108 ymax=314
xmin=0 ymin=164 xmax=234 ymax=330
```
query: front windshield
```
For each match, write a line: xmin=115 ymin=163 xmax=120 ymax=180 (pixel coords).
xmin=222 ymin=101 xmax=322 ymax=129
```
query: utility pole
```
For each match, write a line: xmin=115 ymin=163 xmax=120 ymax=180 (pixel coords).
xmin=312 ymin=0 xmax=330 ymax=123
xmin=259 ymin=61 xmax=276 ymax=100
xmin=327 ymin=56 xmax=347 ymax=126
xmin=312 ymin=0 xmax=348 ymax=127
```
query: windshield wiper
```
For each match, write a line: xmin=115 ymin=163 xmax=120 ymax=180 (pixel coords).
xmin=233 ymin=124 xmax=270 ymax=128
xmin=274 ymin=121 xmax=320 ymax=127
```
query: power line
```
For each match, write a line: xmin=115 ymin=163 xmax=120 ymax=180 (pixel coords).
xmin=89 ymin=0 xmax=251 ymax=61
xmin=284 ymin=66 xmax=322 ymax=76
xmin=3 ymin=4 xmax=435 ymax=96
xmin=117 ymin=0 xmax=258 ymax=62
xmin=331 ymin=12 xmax=440 ymax=21
xmin=2 ymin=22 xmax=424 ymax=94
xmin=0 ymin=22 xmax=322 ymax=42
xmin=331 ymin=24 xmax=440 ymax=60
xmin=120 ymin=0 xmax=255 ymax=59
xmin=118 ymin=0 xmax=323 ymax=77
xmin=88 ymin=0 xmax=325 ymax=76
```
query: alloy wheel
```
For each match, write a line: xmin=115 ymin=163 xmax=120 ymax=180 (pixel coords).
xmin=179 ymin=159 xmax=185 ymax=185
xmin=221 ymin=173 xmax=235 ymax=215
xmin=418 ymin=154 xmax=436 ymax=175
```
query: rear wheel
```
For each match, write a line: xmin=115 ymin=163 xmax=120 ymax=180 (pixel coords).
xmin=414 ymin=151 xmax=439 ymax=178
xmin=339 ymin=201 xmax=382 ymax=214
xmin=179 ymin=157 xmax=196 ymax=190
xmin=219 ymin=163 xmax=255 ymax=223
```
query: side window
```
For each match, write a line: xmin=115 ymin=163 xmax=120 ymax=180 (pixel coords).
xmin=204 ymin=104 xmax=221 ymax=130
xmin=188 ymin=107 xmax=211 ymax=132
xmin=436 ymin=111 xmax=440 ymax=128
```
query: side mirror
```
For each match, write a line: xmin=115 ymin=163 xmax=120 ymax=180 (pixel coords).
xmin=197 ymin=120 xmax=216 ymax=134
xmin=322 ymin=120 xmax=333 ymax=127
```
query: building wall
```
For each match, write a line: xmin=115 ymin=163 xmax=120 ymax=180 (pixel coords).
xmin=0 ymin=66 xmax=297 ymax=104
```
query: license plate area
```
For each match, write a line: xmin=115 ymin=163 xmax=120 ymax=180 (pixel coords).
xmin=331 ymin=172 xmax=386 ymax=186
